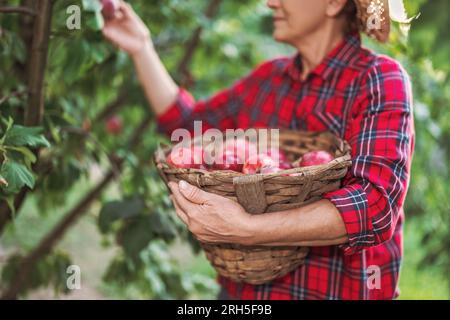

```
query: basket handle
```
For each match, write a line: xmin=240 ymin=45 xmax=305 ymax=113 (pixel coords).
xmin=290 ymin=173 xmax=313 ymax=204
xmin=233 ymin=175 xmax=267 ymax=214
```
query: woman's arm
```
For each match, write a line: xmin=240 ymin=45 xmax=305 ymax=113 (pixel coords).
xmin=103 ymin=2 xmax=290 ymax=139
xmin=168 ymin=180 xmax=348 ymax=247
xmin=246 ymin=199 xmax=348 ymax=247
xmin=248 ymin=60 xmax=414 ymax=249
xmin=102 ymin=1 xmax=178 ymax=115
xmin=131 ymin=40 xmax=179 ymax=116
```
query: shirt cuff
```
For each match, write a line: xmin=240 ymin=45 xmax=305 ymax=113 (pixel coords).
xmin=156 ymin=88 xmax=195 ymax=136
xmin=322 ymin=183 xmax=373 ymax=256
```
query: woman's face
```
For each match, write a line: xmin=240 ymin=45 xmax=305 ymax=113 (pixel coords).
xmin=266 ymin=0 xmax=342 ymax=44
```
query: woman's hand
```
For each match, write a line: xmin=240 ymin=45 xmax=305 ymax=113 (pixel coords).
xmin=102 ymin=0 xmax=152 ymax=57
xmin=168 ymin=181 xmax=255 ymax=245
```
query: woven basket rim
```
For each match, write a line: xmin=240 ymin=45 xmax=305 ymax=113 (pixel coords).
xmin=154 ymin=130 xmax=352 ymax=180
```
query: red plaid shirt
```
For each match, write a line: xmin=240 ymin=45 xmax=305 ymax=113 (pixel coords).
xmin=157 ymin=33 xmax=415 ymax=300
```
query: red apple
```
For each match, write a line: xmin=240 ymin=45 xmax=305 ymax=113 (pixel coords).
xmin=167 ymin=146 xmax=203 ymax=169
xmin=279 ymin=161 xmax=293 ymax=170
xmin=224 ymin=138 xmax=257 ymax=163
xmin=210 ymin=151 xmax=243 ymax=172
xmin=299 ymin=150 xmax=334 ymax=167
xmin=204 ymin=144 xmax=244 ymax=172
xmin=105 ymin=115 xmax=123 ymax=135
xmin=101 ymin=0 xmax=119 ymax=20
xmin=266 ymin=147 xmax=287 ymax=164
xmin=202 ymin=141 xmax=224 ymax=169
xmin=243 ymin=153 xmax=277 ymax=174
xmin=260 ymin=166 xmax=282 ymax=174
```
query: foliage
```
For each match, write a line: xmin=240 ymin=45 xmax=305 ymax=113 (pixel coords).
xmin=398 ymin=0 xmax=450 ymax=275
xmin=0 ymin=116 xmax=50 ymax=213
xmin=0 ymin=250 xmax=72 ymax=296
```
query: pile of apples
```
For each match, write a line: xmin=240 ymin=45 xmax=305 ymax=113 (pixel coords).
xmin=166 ymin=138 xmax=335 ymax=174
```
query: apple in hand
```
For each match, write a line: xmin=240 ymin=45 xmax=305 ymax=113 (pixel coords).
xmin=101 ymin=0 xmax=119 ymax=20
xmin=105 ymin=115 xmax=123 ymax=135
xmin=299 ymin=150 xmax=334 ymax=167
xmin=167 ymin=146 xmax=203 ymax=169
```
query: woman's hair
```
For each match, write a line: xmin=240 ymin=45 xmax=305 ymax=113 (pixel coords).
xmin=341 ymin=0 xmax=359 ymax=35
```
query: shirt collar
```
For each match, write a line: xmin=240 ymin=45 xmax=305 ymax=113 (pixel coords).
xmin=284 ymin=32 xmax=362 ymax=82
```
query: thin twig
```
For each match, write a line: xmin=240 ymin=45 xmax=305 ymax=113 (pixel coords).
xmin=59 ymin=126 xmax=122 ymax=178
xmin=0 ymin=90 xmax=28 ymax=106
xmin=0 ymin=6 xmax=36 ymax=16
xmin=177 ymin=0 xmax=223 ymax=86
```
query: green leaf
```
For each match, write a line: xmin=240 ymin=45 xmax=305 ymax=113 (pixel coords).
xmin=4 ymin=126 xmax=50 ymax=148
xmin=1 ymin=250 xmax=72 ymax=297
xmin=1 ymin=116 xmax=14 ymax=130
xmin=144 ymin=268 xmax=166 ymax=297
xmin=3 ymin=196 xmax=16 ymax=218
xmin=6 ymin=146 xmax=37 ymax=168
xmin=98 ymin=196 xmax=146 ymax=233
xmin=1 ymin=161 xmax=35 ymax=193
xmin=120 ymin=216 xmax=155 ymax=263
xmin=0 ymin=117 xmax=14 ymax=144
xmin=148 ymin=211 xmax=177 ymax=241
xmin=82 ymin=0 xmax=102 ymax=12
xmin=90 ymin=42 xmax=109 ymax=63
xmin=85 ymin=11 xmax=104 ymax=31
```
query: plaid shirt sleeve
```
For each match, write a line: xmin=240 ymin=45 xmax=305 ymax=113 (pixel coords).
xmin=156 ymin=61 xmax=272 ymax=136
xmin=323 ymin=57 xmax=415 ymax=256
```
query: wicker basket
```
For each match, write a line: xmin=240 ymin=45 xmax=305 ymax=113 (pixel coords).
xmin=154 ymin=130 xmax=352 ymax=285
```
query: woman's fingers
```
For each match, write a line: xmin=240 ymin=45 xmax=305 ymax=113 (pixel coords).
xmin=119 ymin=0 xmax=133 ymax=19
xmin=114 ymin=9 xmax=124 ymax=21
xmin=168 ymin=182 xmax=196 ymax=214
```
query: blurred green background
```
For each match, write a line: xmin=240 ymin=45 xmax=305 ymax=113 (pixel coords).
xmin=0 ymin=0 xmax=449 ymax=299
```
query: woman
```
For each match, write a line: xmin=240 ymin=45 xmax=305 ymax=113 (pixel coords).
xmin=103 ymin=0 xmax=415 ymax=300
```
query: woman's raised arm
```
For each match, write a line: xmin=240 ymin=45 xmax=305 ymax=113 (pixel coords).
xmin=102 ymin=0 xmax=178 ymax=116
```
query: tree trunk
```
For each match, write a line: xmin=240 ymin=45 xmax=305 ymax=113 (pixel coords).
xmin=24 ymin=0 xmax=53 ymax=126
xmin=0 ymin=0 xmax=53 ymax=233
